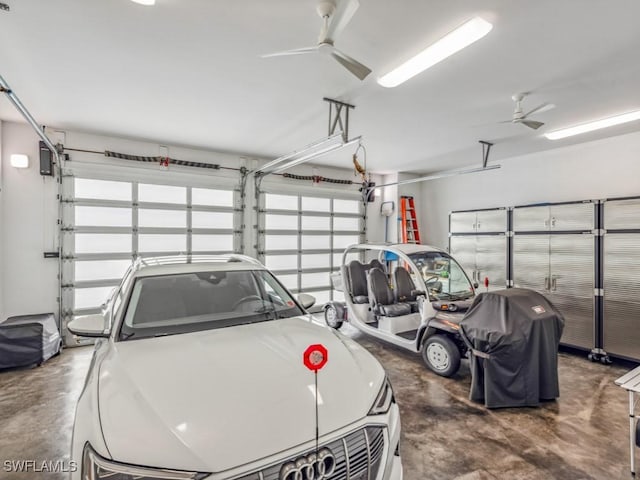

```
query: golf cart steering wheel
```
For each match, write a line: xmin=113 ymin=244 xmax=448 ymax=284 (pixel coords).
xmin=422 ymin=270 xmax=440 ymax=284
xmin=232 ymin=295 xmax=263 ymax=310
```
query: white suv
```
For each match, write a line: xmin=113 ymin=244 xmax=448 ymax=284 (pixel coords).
xmin=69 ymin=255 xmax=402 ymax=480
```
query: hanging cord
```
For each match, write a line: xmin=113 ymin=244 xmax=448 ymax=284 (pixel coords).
xmin=352 ymin=141 xmax=369 ymax=183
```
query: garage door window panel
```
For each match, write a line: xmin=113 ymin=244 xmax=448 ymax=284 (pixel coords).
xmin=138 ymin=209 xmax=187 ymax=228
xmin=265 ymin=235 xmax=298 ymax=251
xmin=302 ymin=235 xmax=330 ymax=250
xmin=192 ymin=211 xmax=234 ymax=230
xmin=264 ymin=255 xmax=298 ymax=271
xmin=74 ymin=286 xmax=115 ymax=310
xmin=302 ymin=216 xmax=330 ymax=231
xmin=265 ymin=194 xmax=298 ymax=211
xmin=74 ymin=260 xmax=132 ymax=282
xmin=192 ymin=234 xmax=234 ymax=252
xmin=74 ymin=178 xmax=132 ymax=201
xmin=333 ymin=199 xmax=360 ymax=214
xmin=301 ymin=254 xmax=331 ymax=269
xmin=265 ymin=214 xmax=298 ymax=231
xmin=138 ymin=234 xmax=187 ymax=253
xmin=301 ymin=197 xmax=331 ymax=212
xmin=333 ymin=216 xmax=360 ymax=232
xmin=275 ymin=274 xmax=298 ymax=290
xmin=301 ymin=272 xmax=330 ymax=289
xmin=192 ymin=188 xmax=233 ymax=207
xmin=138 ymin=184 xmax=186 ymax=204
xmin=75 ymin=206 xmax=132 ymax=227
xmin=75 ymin=234 xmax=132 ymax=254
xmin=333 ymin=235 xmax=361 ymax=249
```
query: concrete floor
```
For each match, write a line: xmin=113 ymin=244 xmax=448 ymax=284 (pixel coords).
xmin=0 ymin=326 xmax=635 ymax=480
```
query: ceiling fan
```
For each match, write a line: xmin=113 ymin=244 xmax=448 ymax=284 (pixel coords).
xmin=501 ymin=93 xmax=555 ymax=130
xmin=262 ymin=0 xmax=372 ymax=81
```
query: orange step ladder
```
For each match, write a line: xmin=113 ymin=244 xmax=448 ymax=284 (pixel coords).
xmin=400 ymin=196 xmax=421 ymax=244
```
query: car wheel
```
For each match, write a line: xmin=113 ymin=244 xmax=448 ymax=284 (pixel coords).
xmin=421 ymin=334 xmax=461 ymax=377
xmin=324 ymin=304 xmax=343 ymax=329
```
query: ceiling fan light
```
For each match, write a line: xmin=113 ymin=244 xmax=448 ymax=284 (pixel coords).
xmin=545 ymin=110 xmax=640 ymax=140
xmin=131 ymin=0 xmax=155 ymax=5
xmin=377 ymin=17 xmax=493 ymax=88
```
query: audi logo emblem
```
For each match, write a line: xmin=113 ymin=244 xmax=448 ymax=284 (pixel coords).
xmin=279 ymin=447 xmax=336 ymax=480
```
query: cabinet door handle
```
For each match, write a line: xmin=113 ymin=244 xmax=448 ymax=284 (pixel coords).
xmin=476 ymin=222 xmax=481 ymax=231
xmin=551 ymin=217 xmax=556 ymax=228
xmin=551 ymin=275 xmax=557 ymax=291
xmin=544 ymin=277 xmax=550 ymax=290
xmin=544 ymin=219 xmax=549 ymax=228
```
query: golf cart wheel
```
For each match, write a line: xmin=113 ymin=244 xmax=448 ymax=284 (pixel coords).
xmin=421 ymin=334 xmax=461 ymax=377
xmin=324 ymin=304 xmax=343 ymax=329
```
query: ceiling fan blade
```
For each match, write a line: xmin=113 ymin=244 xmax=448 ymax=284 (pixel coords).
xmin=261 ymin=47 xmax=318 ymax=58
xmin=521 ymin=119 xmax=545 ymax=130
xmin=324 ymin=0 xmax=360 ymax=42
xmin=331 ymin=48 xmax=371 ymax=80
xmin=524 ymin=102 xmax=555 ymax=117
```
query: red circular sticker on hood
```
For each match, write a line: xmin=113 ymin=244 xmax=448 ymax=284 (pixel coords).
xmin=303 ymin=344 xmax=328 ymax=371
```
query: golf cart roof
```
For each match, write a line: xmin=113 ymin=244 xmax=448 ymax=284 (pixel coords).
xmin=346 ymin=243 xmax=445 ymax=255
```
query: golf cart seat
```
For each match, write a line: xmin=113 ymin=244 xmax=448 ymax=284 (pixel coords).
xmin=368 ymin=268 xmax=412 ymax=317
xmin=347 ymin=260 xmax=369 ymax=304
xmin=393 ymin=267 xmax=425 ymax=313
xmin=368 ymin=259 xmax=386 ymax=273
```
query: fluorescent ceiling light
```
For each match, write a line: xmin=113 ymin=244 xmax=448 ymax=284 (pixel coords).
xmin=131 ymin=0 xmax=155 ymax=5
xmin=258 ymin=133 xmax=361 ymax=176
xmin=10 ymin=154 xmax=29 ymax=169
xmin=545 ymin=110 xmax=640 ymax=140
xmin=373 ymin=164 xmax=500 ymax=189
xmin=378 ymin=17 xmax=493 ymax=88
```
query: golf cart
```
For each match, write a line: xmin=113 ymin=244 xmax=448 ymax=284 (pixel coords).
xmin=324 ymin=243 xmax=478 ymax=377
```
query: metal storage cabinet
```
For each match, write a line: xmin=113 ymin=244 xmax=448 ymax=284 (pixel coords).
xmin=512 ymin=201 xmax=596 ymax=350
xmin=603 ymin=198 xmax=640 ymax=360
xmin=513 ymin=202 xmax=594 ymax=232
xmin=450 ymin=209 xmax=508 ymax=291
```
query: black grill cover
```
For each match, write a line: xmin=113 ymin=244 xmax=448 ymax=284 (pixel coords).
xmin=0 ymin=313 xmax=61 ymax=369
xmin=459 ymin=288 xmax=564 ymax=408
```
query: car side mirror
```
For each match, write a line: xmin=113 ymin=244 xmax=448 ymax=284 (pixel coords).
xmin=297 ymin=293 xmax=316 ymax=310
xmin=67 ymin=314 xmax=110 ymax=338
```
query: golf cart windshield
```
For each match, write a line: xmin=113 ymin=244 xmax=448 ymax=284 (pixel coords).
xmin=407 ymin=251 xmax=474 ymax=301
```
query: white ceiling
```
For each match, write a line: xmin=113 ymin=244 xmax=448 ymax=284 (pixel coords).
xmin=1 ymin=0 xmax=639 ymax=174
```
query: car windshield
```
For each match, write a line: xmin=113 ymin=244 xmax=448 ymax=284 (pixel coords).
xmin=119 ymin=269 xmax=304 ymax=340
xmin=407 ymin=252 xmax=474 ymax=301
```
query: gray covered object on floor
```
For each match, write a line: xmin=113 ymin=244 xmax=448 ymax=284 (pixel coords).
xmin=0 ymin=313 xmax=61 ymax=369
xmin=459 ymin=288 xmax=565 ymax=408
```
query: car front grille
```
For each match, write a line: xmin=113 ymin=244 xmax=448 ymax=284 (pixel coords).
xmin=235 ymin=426 xmax=386 ymax=480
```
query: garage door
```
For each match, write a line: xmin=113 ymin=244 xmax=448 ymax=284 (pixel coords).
xmin=258 ymin=190 xmax=365 ymax=307
xmin=61 ymin=173 xmax=239 ymax=340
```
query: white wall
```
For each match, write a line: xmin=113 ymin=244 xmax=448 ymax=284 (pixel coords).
xmin=1 ymin=121 xmax=59 ymax=319
xmin=0 ymin=121 xmax=384 ymax=320
xmin=0 ymin=121 xmax=3 ymax=319
xmin=420 ymin=130 xmax=640 ymax=249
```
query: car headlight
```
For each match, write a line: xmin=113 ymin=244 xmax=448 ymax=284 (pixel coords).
xmin=368 ymin=376 xmax=395 ymax=415
xmin=82 ymin=443 xmax=207 ymax=480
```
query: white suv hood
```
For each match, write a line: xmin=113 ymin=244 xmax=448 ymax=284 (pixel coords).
xmin=98 ymin=317 xmax=384 ymax=473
